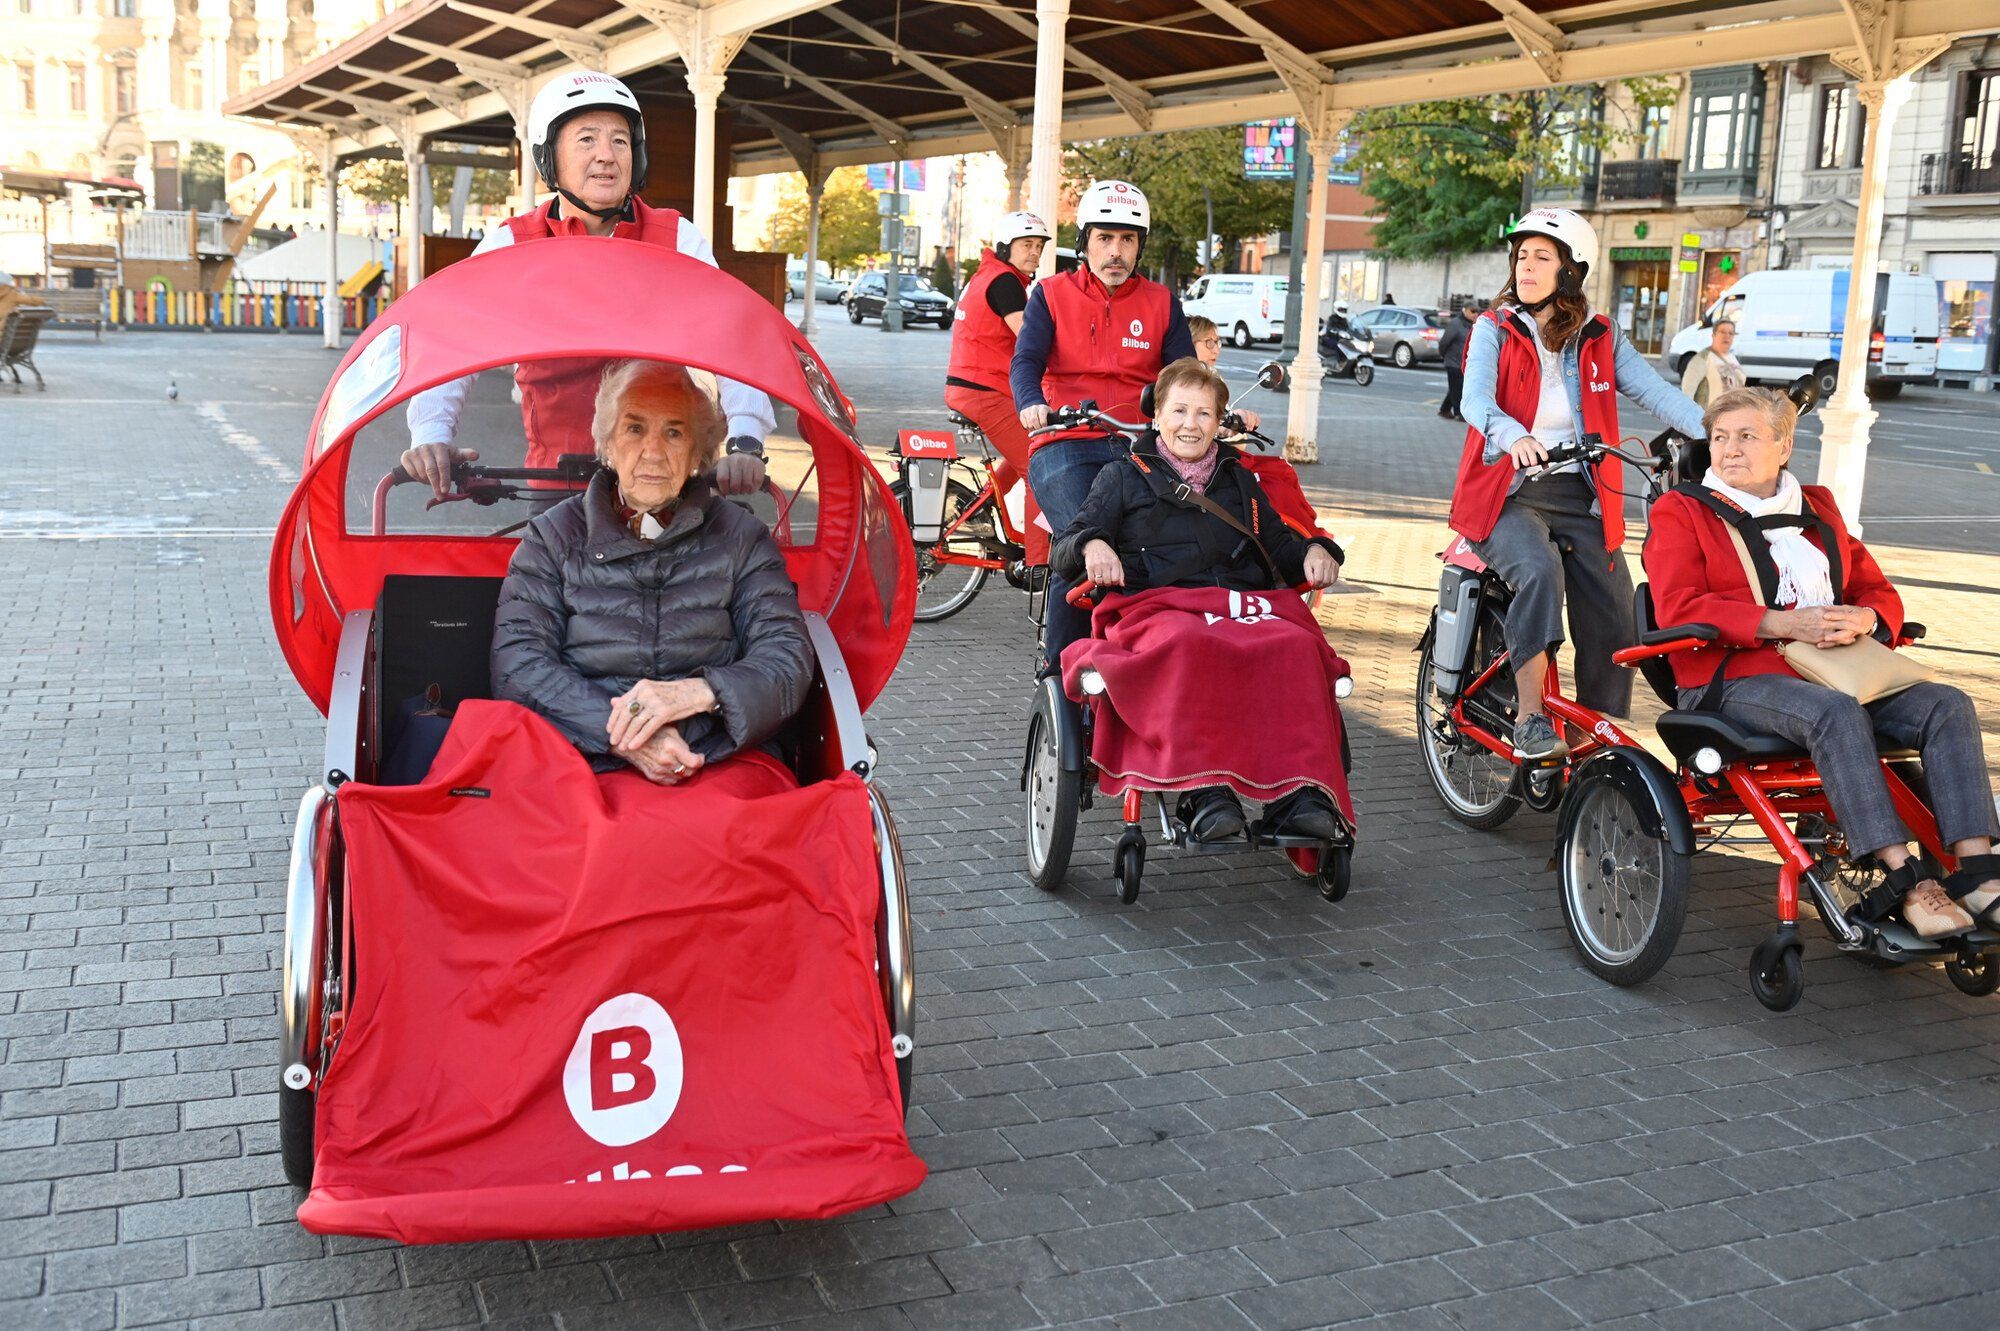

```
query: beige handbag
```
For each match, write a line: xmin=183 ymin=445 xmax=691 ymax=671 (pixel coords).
xmin=1713 ymin=518 xmax=1933 ymax=705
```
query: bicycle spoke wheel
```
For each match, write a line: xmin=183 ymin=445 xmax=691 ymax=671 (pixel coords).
xmin=1415 ymin=612 xmax=1520 ymax=829
xmin=1559 ymin=776 xmax=1687 ymax=985
xmin=891 ymin=478 xmax=993 ymax=622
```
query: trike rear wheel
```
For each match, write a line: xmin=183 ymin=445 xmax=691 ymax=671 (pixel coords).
xmin=890 ymin=478 xmax=992 ymax=622
xmin=1558 ymin=775 xmax=1689 ymax=985
xmin=1415 ymin=622 xmax=1521 ymax=829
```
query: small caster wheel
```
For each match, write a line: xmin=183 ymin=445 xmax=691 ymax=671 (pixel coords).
xmin=1115 ymin=834 xmax=1145 ymax=905
xmin=1748 ymin=938 xmax=1805 ymax=1011
xmin=1316 ymin=844 xmax=1351 ymax=903
xmin=1944 ymin=951 xmax=2000 ymax=997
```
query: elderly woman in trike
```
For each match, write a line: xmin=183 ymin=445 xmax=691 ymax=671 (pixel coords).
xmin=493 ymin=358 xmax=809 ymax=788
xmin=1644 ymin=386 xmax=2000 ymax=943
xmin=1027 ymin=357 xmax=1352 ymax=904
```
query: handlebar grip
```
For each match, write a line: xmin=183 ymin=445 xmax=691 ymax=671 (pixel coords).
xmin=1065 ymin=580 xmax=1101 ymax=608
xmin=389 ymin=465 xmax=415 ymax=484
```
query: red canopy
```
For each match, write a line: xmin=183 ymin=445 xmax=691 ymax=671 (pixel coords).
xmin=269 ymin=237 xmax=914 ymax=713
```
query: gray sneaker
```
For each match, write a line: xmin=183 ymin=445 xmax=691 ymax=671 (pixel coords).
xmin=1513 ymin=714 xmax=1569 ymax=762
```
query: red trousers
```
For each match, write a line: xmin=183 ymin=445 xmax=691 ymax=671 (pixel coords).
xmin=944 ymin=383 xmax=1047 ymax=564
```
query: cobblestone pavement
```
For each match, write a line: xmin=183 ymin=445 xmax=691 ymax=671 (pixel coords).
xmin=4 ymin=323 xmax=2000 ymax=1331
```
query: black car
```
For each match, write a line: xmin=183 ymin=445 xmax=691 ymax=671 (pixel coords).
xmin=846 ymin=272 xmax=956 ymax=327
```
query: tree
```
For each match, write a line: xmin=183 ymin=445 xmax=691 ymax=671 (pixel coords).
xmin=184 ymin=140 xmax=225 ymax=212
xmin=1064 ymin=127 xmax=1294 ymax=284
xmin=766 ymin=167 xmax=883 ymax=272
xmin=344 ymin=156 xmax=409 ymax=207
xmin=1350 ymin=79 xmax=1675 ymax=259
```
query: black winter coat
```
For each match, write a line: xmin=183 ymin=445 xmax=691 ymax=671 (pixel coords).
xmin=1050 ymin=439 xmax=1340 ymax=594
xmin=491 ymin=470 xmax=812 ymax=770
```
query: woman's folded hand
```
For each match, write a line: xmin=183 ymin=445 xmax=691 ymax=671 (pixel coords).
xmin=607 ymin=677 xmax=719 ymax=749
xmin=618 ymin=725 xmax=704 ymax=785
xmin=1762 ymin=604 xmax=1877 ymax=648
xmin=1082 ymin=539 xmax=1125 ymax=587
xmin=1304 ymin=547 xmax=1341 ymax=589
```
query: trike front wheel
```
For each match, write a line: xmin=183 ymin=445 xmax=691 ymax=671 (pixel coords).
xmin=1558 ymin=775 xmax=1689 ymax=986
xmin=1024 ymin=688 xmax=1080 ymax=891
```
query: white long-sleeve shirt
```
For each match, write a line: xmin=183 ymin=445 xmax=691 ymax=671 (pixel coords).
xmin=404 ymin=212 xmax=777 ymax=447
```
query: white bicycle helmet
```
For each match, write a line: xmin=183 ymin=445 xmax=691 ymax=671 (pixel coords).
xmin=1076 ymin=179 xmax=1150 ymax=233
xmin=527 ymin=70 xmax=648 ymax=212
xmin=994 ymin=210 xmax=1053 ymax=250
xmin=1508 ymin=208 xmax=1600 ymax=279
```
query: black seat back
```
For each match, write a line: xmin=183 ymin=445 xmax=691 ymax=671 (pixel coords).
xmin=370 ymin=575 xmax=504 ymax=777
xmin=1631 ymin=585 xmax=1682 ymax=709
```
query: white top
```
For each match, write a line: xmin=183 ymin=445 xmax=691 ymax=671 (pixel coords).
xmin=1506 ymin=315 xmax=1580 ymax=497
xmin=404 ymin=209 xmax=777 ymax=447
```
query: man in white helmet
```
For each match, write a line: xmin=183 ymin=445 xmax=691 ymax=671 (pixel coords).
xmin=400 ymin=70 xmax=774 ymax=497
xmin=1009 ymin=179 xmax=1195 ymax=672
xmin=944 ymin=209 xmax=1053 ymax=557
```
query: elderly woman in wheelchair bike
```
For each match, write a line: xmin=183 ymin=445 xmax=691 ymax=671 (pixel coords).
xmin=492 ymin=358 xmax=812 ymax=786
xmin=1644 ymin=386 xmax=2000 ymax=940
xmin=1049 ymin=357 xmax=1345 ymax=845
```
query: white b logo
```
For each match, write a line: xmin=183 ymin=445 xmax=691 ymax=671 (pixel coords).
xmin=1129 ymin=319 xmax=1143 ymax=337
xmin=563 ymin=993 xmax=683 ymax=1147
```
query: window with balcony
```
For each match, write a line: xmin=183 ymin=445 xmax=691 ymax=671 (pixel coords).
xmin=114 ymin=64 xmax=135 ymax=114
xmin=1683 ymin=67 xmax=1765 ymax=196
xmin=15 ymin=63 xmax=33 ymax=114
xmin=184 ymin=64 xmax=204 ymax=110
xmin=1922 ymin=69 xmax=2000 ymax=195
xmin=1814 ymin=84 xmax=1859 ymax=170
xmin=111 ymin=0 xmax=136 ymax=13
xmin=67 ymin=62 xmax=86 ymax=114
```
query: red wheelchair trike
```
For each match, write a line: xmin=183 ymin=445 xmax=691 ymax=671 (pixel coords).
xmin=1417 ymin=427 xmax=2000 ymax=1010
xmin=268 ymin=240 xmax=925 ymax=1241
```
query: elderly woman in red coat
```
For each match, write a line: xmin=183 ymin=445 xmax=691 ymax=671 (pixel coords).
xmin=1643 ymin=387 xmax=1999 ymax=939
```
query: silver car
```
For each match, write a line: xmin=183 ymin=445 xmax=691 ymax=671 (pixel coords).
xmin=1354 ymin=305 xmax=1447 ymax=368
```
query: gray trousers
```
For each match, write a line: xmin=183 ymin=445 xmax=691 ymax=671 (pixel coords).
xmin=1684 ymin=675 xmax=2000 ymax=856
xmin=1470 ymin=474 xmax=1635 ymax=717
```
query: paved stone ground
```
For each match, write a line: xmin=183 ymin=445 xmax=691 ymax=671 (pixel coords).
xmin=4 ymin=322 xmax=2000 ymax=1330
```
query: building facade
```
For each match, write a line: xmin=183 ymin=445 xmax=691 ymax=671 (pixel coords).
xmin=0 ymin=0 xmax=378 ymax=232
xmin=1773 ymin=41 xmax=1999 ymax=386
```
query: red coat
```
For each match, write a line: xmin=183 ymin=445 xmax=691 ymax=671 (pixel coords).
xmin=947 ymin=248 xmax=1029 ymax=394
xmin=1032 ymin=266 xmax=1176 ymax=452
xmin=504 ymin=198 xmax=683 ymax=465
xmin=1642 ymin=483 xmax=1904 ymax=689
xmin=1448 ymin=311 xmax=1625 ymax=551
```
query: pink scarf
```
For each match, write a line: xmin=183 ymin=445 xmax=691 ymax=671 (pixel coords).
xmin=1158 ymin=443 xmax=1220 ymax=493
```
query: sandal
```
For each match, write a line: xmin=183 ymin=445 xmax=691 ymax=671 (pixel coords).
xmin=1178 ymin=787 xmax=1245 ymax=843
xmin=1943 ymin=853 xmax=2000 ymax=933
xmin=1854 ymin=860 xmax=1974 ymax=939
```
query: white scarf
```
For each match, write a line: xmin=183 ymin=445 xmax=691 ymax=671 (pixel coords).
xmin=1701 ymin=469 xmax=1835 ymax=608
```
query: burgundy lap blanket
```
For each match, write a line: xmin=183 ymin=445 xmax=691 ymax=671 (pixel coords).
xmin=1061 ymin=586 xmax=1353 ymax=815
xmin=298 ymin=700 xmax=925 ymax=1243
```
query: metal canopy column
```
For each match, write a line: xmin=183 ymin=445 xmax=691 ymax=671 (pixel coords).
xmin=1815 ymin=1 xmax=1950 ymax=529
xmin=801 ymin=161 xmax=828 ymax=338
xmin=321 ymin=137 xmax=341 ymax=348
xmin=1028 ymin=0 xmax=1070 ymax=278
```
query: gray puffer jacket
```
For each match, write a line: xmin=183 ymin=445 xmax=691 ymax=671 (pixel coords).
xmin=491 ymin=469 xmax=812 ymax=770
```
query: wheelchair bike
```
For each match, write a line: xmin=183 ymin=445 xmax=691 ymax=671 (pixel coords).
xmin=269 ymin=240 xmax=924 ymax=1240
xmin=1020 ymin=401 xmax=1356 ymax=906
xmin=1416 ymin=414 xmax=2000 ymax=1010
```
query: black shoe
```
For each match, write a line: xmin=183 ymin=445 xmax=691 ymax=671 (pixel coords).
xmin=1178 ymin=786 xmax=1246 ymax=843
xmin=1265 ymin=787 xmax=1342 ymax=840
xmin=1513 ymin=714 xmax=1569 ymax=762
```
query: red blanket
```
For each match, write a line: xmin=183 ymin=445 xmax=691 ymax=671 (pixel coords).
xmin=1061 ymin=586 xmax=1353 ymax=815
xmin=297 ymin=700 xmax=925 ymax=1244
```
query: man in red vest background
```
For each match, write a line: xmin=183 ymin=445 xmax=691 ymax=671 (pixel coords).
xmin=944 ymin=209 xmax=1054 ymax=561
xmin=400 ymin=71 xmax=774 ymax=498
xmin=1010 ymin=180 xmax=1195 ymax=673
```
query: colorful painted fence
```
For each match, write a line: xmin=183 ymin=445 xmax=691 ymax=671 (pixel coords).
xmin=107 ymin=282 xmax=387 ymax=332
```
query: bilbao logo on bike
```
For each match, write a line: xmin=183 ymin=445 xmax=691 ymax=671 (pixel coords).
xmin=563 ymin=993 xmax=684 ymax=1146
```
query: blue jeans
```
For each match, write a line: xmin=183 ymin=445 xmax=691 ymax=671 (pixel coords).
xmin=1029 ymin=436 xmax=1128 ymax=673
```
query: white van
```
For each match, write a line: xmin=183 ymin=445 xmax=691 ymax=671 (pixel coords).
xmin=1184 ymin=273 xmax=1290 ymax=348
xmin=1667 ymin=269 xmax=1940 ymax=399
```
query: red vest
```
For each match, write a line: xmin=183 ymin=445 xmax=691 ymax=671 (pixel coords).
xmin=502 ymin=197 xmax=683 ymax=466
xmin=1033 ymin=266 xmax=1175 ymax=452
xmin=1448 ymin=311 xmax=1625 ymax=551
xmin=947 ymin=249 xmax=1029 ymax=393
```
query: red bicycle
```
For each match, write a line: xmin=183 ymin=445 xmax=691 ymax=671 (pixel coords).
xmin=888 ymin=413 xmax=1042 ymax=622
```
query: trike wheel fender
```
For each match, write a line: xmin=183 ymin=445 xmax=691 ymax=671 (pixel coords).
xmin=1554 ymin=748 xmax=1695 ymax=858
